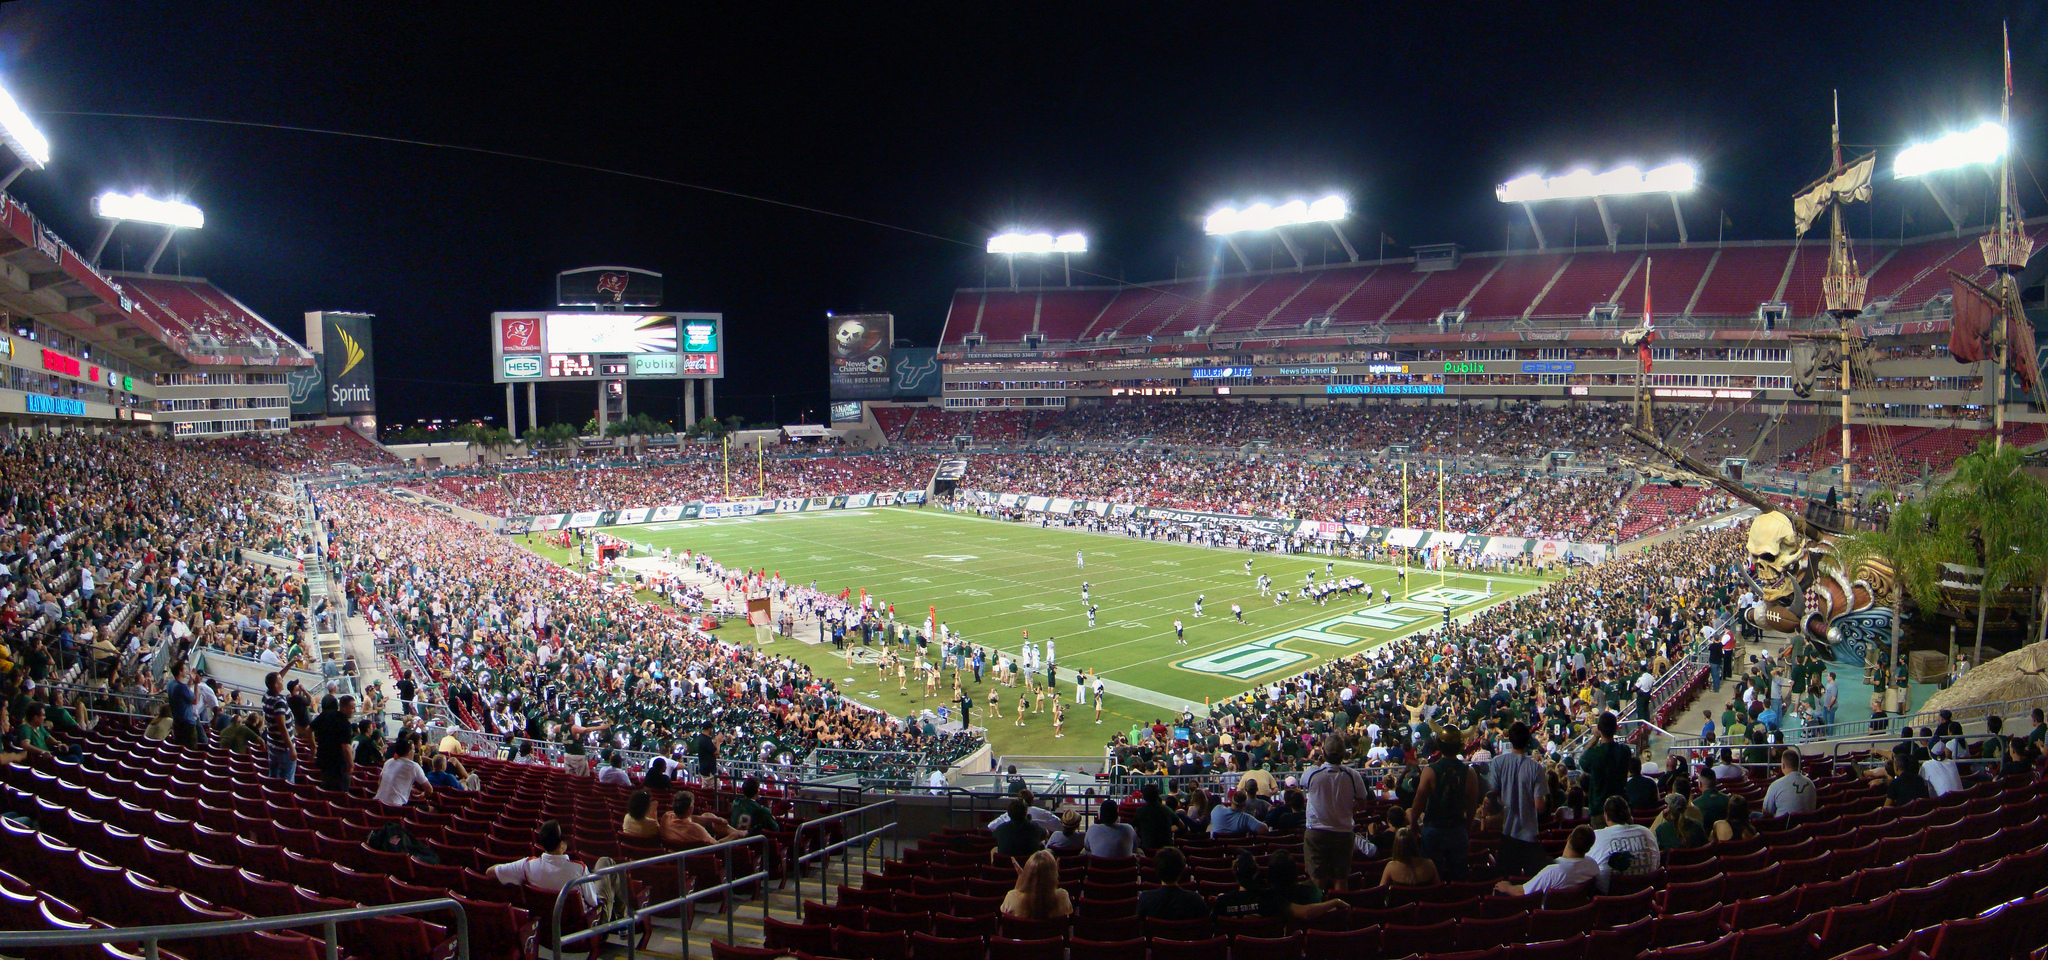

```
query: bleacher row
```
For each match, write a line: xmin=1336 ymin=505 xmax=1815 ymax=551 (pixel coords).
xmin=0 ymin=715 xmax=842 ymax=960
xmin=119 ymin=276 xmax=292 ymax=352
xmin=942 ymin=231 xmax=2044 ymax=346
xmin=1772 ymin=423 xmax=2048 ymax=475
xmin=750 ymin=763 xmax=2048 ymax=960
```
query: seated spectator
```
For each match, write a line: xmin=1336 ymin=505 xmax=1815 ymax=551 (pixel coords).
xmin=1215 ymin=850 xmax=1345 ymax=921
xmin=1623 ymin=756 xmax=1660 ymax=810
xmin=1047 ymin=811 xmax=1087 ymax=851
xmin=1377 ymin=828 xmax=1439 ymax=888
xmin=1266 ymin=788 xmax=1307 ymax=832
xmin=659 ymin=790 xmax=741 ymax=846
xmin=1135 ymin=846 xmax=1208 ymax=920
xmin=1922 ymin=740 xmax=1964 ymax=797
xmin=1553 ymin=787 xmax=1588 ymax=825
xmin=1710 ymin=749 xmax=1745 ymax=781
xmin=992 ymin=798 xmax=1047 ymax=859
xmin=424 ymin=755 xmax=466 ymax=791
xmin=1760 ymin=749 xmax=1816 ymax=817
xmin=1884 ymin=752 xmax=1929 ymax=807
xmin=1586 ymin=797 xmax=1659 ymax=892
xmin=437 ymin=730 xmax=468 ymax=756
xmin=621 ymin=789 xmax=661 ymax=839
xmin=643 ymin=756 xmax=673 ymax=789
xmin=1000 ymin=850 xmax=1073 ymax=920
xmin=597 ymin=753 xmax=634 ymax=788
xmin=728 ymin=777 xmax=780 ymax=835
xmin=1084 ymin=800 xmax=1137 ymax=859
xmin=1495 ymin=825 xmax=1599 ymax=897
xmin=352 ymin=720 xmax=386 ymax=766
xmin=145 ymin=704 xmax=175 ymax=741
xmin=1711 ymin=794 xmax=1758 ymax=843
xmin=1209 ymin=789 xmax=1270 ymax=836
xmin=217 ymin=712 xmax=261 ymax=753
xmin=489 ymin=820 xmax=599 ymax=909
xmin=376 ymin=736 xmax=433 ymax=808
xmin=1651 ymin=794 xmax=1706 ymax=850
xmin=1691 ymin=773 xmax=1729 ymax=827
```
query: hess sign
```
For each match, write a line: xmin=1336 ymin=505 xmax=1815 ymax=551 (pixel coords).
xmin=549 ymin=354 xmax=594 ymax=378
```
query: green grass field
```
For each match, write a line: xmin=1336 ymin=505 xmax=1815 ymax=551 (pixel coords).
xmin=528 ymin=506 xmax=1547 ymax=759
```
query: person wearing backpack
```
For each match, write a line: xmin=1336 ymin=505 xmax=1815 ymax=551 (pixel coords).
xmin=1408 ymin=727 xmax=1480 ymax=881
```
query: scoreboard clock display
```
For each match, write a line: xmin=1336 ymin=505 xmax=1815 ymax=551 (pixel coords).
xmin=549 ymin=354 xmax=595 ymax=377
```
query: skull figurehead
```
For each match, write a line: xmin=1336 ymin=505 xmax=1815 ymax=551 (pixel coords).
xmin=1745 ymin=510 xmax=1810 ymax=606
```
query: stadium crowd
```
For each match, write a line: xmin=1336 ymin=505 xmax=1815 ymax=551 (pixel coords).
xmin=1109 ymin=527 xmax=1750 ymax=789
xmin=0 ymin=432 xmax=322 ymax=761
xmin=318 ymin=484 xmax=983 ymax=776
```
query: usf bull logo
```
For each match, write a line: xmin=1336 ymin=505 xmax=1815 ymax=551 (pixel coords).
xmin=596 ymin=272 xmax=630 ymax=303
xmin=287 ymin=365 xmax=323 ymax=406
xmin=893 ymin=351 xmax=938 ymax=392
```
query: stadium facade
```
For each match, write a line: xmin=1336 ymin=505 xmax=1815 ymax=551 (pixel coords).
xmin=924 ymin=223 xmax=2045 ymax=438
xmin=0 ymin=192 xmax=315 ymax=438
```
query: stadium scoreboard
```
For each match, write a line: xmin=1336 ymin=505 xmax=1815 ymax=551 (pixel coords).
xmin=491 ymin=311 xmax=724 ymax=383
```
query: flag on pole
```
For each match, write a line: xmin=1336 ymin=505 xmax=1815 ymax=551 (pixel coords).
xmin=1639 ymin=258 xmax=1657 ymax=373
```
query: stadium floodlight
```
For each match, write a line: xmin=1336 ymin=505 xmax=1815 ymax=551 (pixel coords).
xmin=92 ymin=192 xmax=205 ymax=229
xmin=1496 ymin=161 xmax=1696 ymax=250
xmin=89 ymin=191 xmax=204 ymax=272
xmin=1203 ymin=195 xmax=1347 ymax=235
xmin=1893 ymin=121 xmax=2006 ymax=179
xmin=1494 ymin=162 xmax=1696 ymax=204
xmin=986 ymin=231 xmax=1087 ymax=254
xmin=0 ymin=84 xmax=48 ymax=175
xmin=987 ymin=230 xmax=1088 ymax=288
xmin=1205 ymin=194 xmax=1356 ymax=269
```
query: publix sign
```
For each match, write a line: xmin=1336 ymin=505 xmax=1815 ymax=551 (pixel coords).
xmin=502 ymin=355 xmax=543 ymax=378
xmin=1177 ymin=586 xmax=1490 ymax=680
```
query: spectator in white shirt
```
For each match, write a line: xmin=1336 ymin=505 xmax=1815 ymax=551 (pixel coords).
xmin=1921 ymin=741 xmax=1964 ymax=798
xmin=490 ymin=820 xmax=599 ymax=909
xmin=1585 ymin=797 xmax=1660 ymax=892
xmin=1760 ymin=749 xmax=1817 ymax=818
xmin=375 ymin=737 xmax=434 ymax=807
xmin=597 ymin=753 xmax=634 ymax=787
xmin=1494 ymin=824 xmax=1600 ymax=897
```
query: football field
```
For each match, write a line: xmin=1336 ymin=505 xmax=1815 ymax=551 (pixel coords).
xmin=553 ymin=506 xmax=1547 ymax=759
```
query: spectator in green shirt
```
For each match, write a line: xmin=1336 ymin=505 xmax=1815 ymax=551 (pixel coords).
xmin=728 ymin=776 xmax=779 ymax=835
xmin=1577 ymin=711 xmax=1631 ymax=826
xmin=217 ymin=712 xmax=261 ymax=752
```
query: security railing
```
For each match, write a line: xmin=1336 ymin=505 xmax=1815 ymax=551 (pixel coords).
xmin=0 ymin=897 xmax=468 ymax=960
xmin=548 ymin=832 xmax=771 ymax=960
xmin=788 ymin=800 xmax=900 ymax=912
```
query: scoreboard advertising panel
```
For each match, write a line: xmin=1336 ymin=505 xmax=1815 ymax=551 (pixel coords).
xmin=491 ymin=311 xmax=722 ymax=383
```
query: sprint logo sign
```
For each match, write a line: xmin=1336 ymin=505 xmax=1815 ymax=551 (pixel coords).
xmin=1177 ymin=586 xmax=1490 ymax=680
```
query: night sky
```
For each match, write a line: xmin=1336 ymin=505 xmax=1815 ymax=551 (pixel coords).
xmin=0 ymin=2 xmax=2040 ymax=428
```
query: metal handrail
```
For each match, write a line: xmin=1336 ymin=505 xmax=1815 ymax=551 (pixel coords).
xmin=0 ymin=897 xmax=469 ymax=960
xmin=547 ymin=832 xmax=771 ymax=960
xmin=789 ymin=799 xmax=900 ymax=910
xmin=1664 ymin=690 xmax=2048 ymax=751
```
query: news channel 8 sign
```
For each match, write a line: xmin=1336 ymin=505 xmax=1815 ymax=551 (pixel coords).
xmin=828 ymin=313 xmax=893 ymax=400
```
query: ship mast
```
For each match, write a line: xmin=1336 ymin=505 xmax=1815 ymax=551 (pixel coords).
xmin=1821 ymin=91 xmax=1868 ymax=487
xmin=1790 ymin=90 xmax=1876 ymax=491
xmin=1979 ymin=22 xmax=2034 ymax=451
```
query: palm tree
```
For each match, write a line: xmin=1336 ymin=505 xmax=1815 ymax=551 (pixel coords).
xmin=1849 ymin=440 xmax=2048 ymax=667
